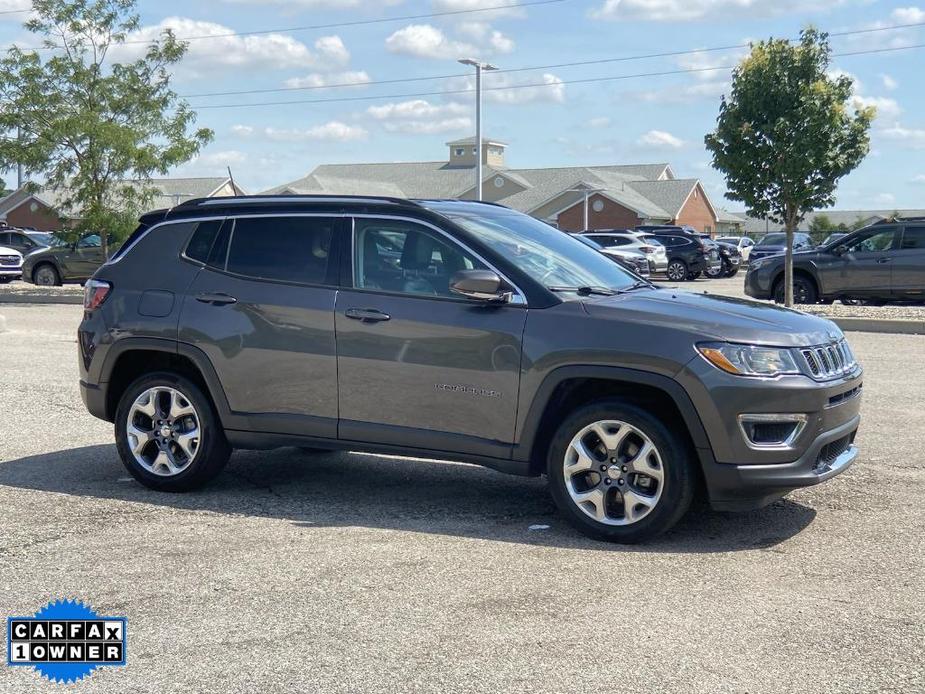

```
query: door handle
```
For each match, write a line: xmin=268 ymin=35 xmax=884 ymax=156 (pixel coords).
xmin=876 ymin=257 xmax=892 ymax=264
xmin=195 ymin=292 xmax=237 ymax=306
xmin=345 ymin=308 xmax=391 ymax=322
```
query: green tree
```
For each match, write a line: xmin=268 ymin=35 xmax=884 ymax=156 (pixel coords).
xmin=0 ymin=0 xmax=212 ymax=256
xmin=705 ymin=28 xmax=873 ymax=306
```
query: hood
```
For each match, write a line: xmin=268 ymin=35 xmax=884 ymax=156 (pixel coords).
xmin=0 ymin=246 xmax=22 ymax=258
xmin=583 ymin=288 xmax=841 ymax=347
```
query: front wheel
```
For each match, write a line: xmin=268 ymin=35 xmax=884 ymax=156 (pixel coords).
xmin=773 ymin=276 xmax=818 ymax=305
xmin=666 ymin=260 xmax=688 ymax=282
xmin=546 ymin=400 xmax=696 ymax=543
xmin=705 ymin=261 xmax=725 ymax=279
xmin=115 ymin=372 xmax=231 ymax=492
xmin=33 ymin=264 xmax=61 ymax=286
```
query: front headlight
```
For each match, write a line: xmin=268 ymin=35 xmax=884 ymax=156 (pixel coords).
xmin=698 ymin=342 xmax=800 ymax=377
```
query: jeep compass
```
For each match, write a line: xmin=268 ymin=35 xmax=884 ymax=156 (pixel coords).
xmin=78 ymin=196 xmax=862 ymax=543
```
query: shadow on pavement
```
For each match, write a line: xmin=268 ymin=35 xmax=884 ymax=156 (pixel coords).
xmin=0 ymin=444 xmax=816 ymax=553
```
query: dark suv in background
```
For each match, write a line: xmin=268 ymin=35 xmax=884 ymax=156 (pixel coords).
xmin=746 ymin=219 xmax=925 ymax=304
xmin=749 ymin=232 xmax=814 ymax=262
xmin=78 ymin=196 xmax=862 ymax=543
xmin=21 ymin=233 xmax=107 ymax=286
xmin=636 ymin=226 xmax=721 ymax=281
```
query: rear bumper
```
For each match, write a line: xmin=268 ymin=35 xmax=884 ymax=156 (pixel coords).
xmin=702 ymin=414 xmax=860 ymax=511
xmin=80 ymin=379 xmax=109 ymax=422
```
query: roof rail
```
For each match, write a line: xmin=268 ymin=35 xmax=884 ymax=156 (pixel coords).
xmin=412 ymin=198 xmax=507 ymax=208
xmin=173 ymin=194 xmax=423 ymax=209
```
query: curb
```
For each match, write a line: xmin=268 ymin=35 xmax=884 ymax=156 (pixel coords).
xmin=0 ymin=294 xmax=83 ymax=305
xmin=831 ymin=317 xmax=925 ymax=335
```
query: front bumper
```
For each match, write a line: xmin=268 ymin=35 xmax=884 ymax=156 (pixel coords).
xmin=648 ymin=257 xmax=669 ymax=273
xmin=702 ymin=414 xmax=860 ymax=511
xmin=0 ymin=268 xmax=22 ymax=278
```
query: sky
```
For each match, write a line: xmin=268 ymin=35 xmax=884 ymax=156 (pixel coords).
xmin=1 ymin=0 xmax=924 ymax=212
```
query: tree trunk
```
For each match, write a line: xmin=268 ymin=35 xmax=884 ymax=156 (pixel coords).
xmin=784 ymin=207 xmax=796 ymax=308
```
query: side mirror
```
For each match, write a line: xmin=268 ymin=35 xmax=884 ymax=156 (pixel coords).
xmin=832 ymin=245 xmax=846 ymax=256
xmin=450 ymin=269 xmax=511 ymax=303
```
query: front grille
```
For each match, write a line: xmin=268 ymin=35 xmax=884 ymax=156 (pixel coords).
xmin=0 ymin=255 xmax=19 ymax=266
xmin=814 ymin=432 xmax=855 ymax=473
xmin=828 ymin=383 xmax=863 ymax=407
xmin=800 ymin=339 xmax=857 ymax=381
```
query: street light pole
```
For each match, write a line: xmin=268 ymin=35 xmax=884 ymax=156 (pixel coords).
xmin=458 ymin=58 xmax=498 ymax=201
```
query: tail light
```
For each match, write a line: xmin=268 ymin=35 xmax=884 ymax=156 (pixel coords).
xmin=84 ymin=279 xmax=112 ymax=311
xmin=640 ymin=245 xmax=655 ymax=254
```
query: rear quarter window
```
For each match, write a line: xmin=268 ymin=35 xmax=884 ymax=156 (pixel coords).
xmin=185 ymin=220 xmax=225 ymax=264
xmin=225 ymin=216 xmax=335 ymax=285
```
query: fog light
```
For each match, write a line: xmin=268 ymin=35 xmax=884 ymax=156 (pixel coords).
xmin=738 ymin=414 xmax=807 ymax=449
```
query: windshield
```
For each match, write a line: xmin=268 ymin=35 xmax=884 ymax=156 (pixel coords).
xmin=446 ymin=209 xmax=639 ymax=293
xmin=26 ymin=232 xmax=55 ymax=246
xmin=756 ymin=233 xmax=786 ymax=246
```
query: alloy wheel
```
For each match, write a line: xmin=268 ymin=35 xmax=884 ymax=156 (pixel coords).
xmin=666 ymin=262 xmax=686 ymax=281
xmin=125 ymin=386 xmax=201 ymax=476
xmin=562 ymin=419 xmax=664 ymax=526
xmin=34 ymin=266 xmax=58 ymax=286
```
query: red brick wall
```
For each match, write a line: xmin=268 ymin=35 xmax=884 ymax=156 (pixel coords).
xmin=674 ymin=183 xmax=716 ymax=235
xmin=4 ymin=200 xmax=67 ymax=232
xmin=556 ymin=194 xmax=641 ymax=231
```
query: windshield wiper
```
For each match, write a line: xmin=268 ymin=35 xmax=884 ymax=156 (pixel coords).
xmin=547 ymin=285 xmax=616 ymax=296
xmin=621 ymin=279 xmax=655 ymax=292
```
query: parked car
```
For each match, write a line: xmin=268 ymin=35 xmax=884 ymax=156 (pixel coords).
xmin=0 ymin=228 xmax=48 ymax=256
xmin=636 ymin=229 xmax=721 ymax=281
xmin=635 ymin=224 xmax=700 ymax=235
xmin=716 ymin=235 xmax=755 ymax=261
xmin=21 ymin=233 xmax=106 ymax=286
xmin=78 ymin=195 xmax=862 ymax=544
xmin=709 ymin=238 xmax=742 ymax=278
xmin=749 ymin=232 xmax=814 ymax=262
xmin=745 ymin=218 xmax=925 ymax=304
xmin=571 ymin=234 xmax=650 ymax=277
xmin=0 ymin=246 xmax=23 ymax=283
xmin=821 ymin=232 xmax=848 ymax=246
xmin=580 ymin=230 xmax=668 ymax=274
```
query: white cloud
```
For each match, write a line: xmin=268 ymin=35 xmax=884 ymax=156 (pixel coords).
xmin=367 ymin=99 xmax=472 ymax=135
xmin=852 ymin=94 xmax=901 ymax=121
xmin=432 ymin=0 xmax=526 ymax=18
xmin=879 ymin=125 xmax=925 ymax=149
xmin=444 ymin=72 xmax=565 ymax=104
xmin=177 ymin=149 xmax=248 ymax=177
xmin=632 ymin=79 xmax=729 ymax=104
xmin=231 ymin=122 xmax=368 ymax=142
xmin=911 ymin=174 xmax=925 ymax=184
xmin=113 ymin=20 xmax=353 ymax=77
xmin=846 ymin=7 xmax=925 ymax=49
xmin=588 ymin=116 xmax=611 ymax=128
xmin=592 ymin=0 xmax=848 ymax=21
xmin=385 ymin=22 xmax=514 ymax=60
xmin=284 ymin=71 xmax=371 ymax=89
xmin=221 ymin=0 xmax=401 ymax=7
xmin=386 ymin=24 xmax=474 ymax=59
xmin=874 ymin=192 xmax=896 ymax=205
xmin=880 ymin=74 xmax=898 ymax=91
xmin=0 ymin=0 xmax=32 ymax=21
xmin=638 ymin=129 xmax=684 ymax=148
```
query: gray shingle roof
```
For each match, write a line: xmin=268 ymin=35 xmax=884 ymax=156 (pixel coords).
xmin=261 ymin=160 xmax=697 ymax=223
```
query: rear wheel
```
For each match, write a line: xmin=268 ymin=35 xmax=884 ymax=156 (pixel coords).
xmin=687 ymin=270 xmax=702 ymax=280
xmin=33 ymin=263 xmax=61 ymax=286
xmin=115 ymin=372 xmax=230 ymax=492
xmin=666 ymin=260 xmax=688 ymax=282
xmin=546 ymin=399 xmax=695 ymax=543
xmin=705 ymin=260 xmax=725 ymax=279
xmin=773 ymin=275 xmax=818 ymax=305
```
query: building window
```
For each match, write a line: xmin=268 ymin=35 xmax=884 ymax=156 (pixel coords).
xmin=454 ymin=148 xmax=464 ymax=156
xmin=493 ymin=176 xmax=505 ymax=188
xmin=592 ymin=199 xmax=605 ymax=213
xmin=472 ymin=147 xmax=478 ymax=155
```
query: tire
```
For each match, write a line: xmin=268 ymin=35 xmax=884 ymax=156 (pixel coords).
xmin=666 ymin=260 xmax=688 ymax=282
xmin=33 ymin=263 xmax=61 ymax=287
xmin=687 ymin=270 xmax=702 ymax=281
xmin=773 ymin=275 xmax=818 ymax=305
xmin=724 ymin=267 xmax=740 ymax=278
xmin=0 ymin=277 xmax=11 ymax=284
xmin=546 ymin=399 xmax=696 ymax=543
xmin=115 ymin=371 xmax=231 ymax=492
xmin=705 ymin=260 xmax=725 ymax=279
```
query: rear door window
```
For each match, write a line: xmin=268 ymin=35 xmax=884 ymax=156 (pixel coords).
xmin=226 ymin=216 xmax=335 ymax=285
xmin=900 ymin=226 xmax=925 ymax=250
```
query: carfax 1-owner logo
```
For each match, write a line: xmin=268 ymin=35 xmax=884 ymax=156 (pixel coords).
xmin=6 ymin=599 xmax=127 ymax=684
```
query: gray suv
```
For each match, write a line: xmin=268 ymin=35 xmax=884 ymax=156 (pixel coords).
xmin=78 ymin=196 xmax=863 ymax=543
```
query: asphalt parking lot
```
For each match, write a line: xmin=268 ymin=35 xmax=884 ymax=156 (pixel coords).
xmin=1 ymin=304 xmax=923 ymax=694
